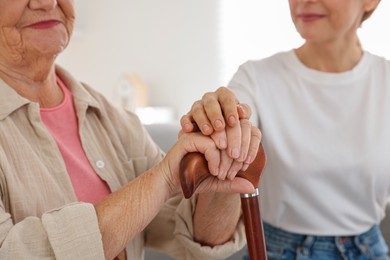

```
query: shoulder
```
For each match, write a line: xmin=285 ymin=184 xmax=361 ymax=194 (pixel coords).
xmin=236 ymin=50 xmax=295 ymax=77
xmin=55 ymin=65 xmax=154 ymax=154
xmin=364 ymin=51 xmax=390 ymax=68
xmin=230 ymin=50 xmax=296 ymax=85
xmin=80 ymin=82 xmax=146 ymax=144
xmin=55 ymin=65 xmax=141 ymax=125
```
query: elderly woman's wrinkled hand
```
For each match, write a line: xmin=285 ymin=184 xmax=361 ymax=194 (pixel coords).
xmin=160 ymin=120 xmax=261 ymax=197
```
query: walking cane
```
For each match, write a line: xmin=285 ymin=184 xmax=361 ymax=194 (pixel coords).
xmin=180 ymin=144 xmax=267 ymax=260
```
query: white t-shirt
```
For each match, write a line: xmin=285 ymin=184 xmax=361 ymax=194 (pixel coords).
xmin=229 ymin=50 xmax=390 ymax=236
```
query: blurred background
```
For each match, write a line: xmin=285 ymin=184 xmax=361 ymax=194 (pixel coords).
xmin=58 ymin=0 xmax=390 ymax=124
xmin=57 ymin=1 xmax=390 ymax=259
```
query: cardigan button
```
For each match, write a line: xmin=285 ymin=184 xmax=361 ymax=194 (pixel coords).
xmin=96 ymin=160 xmax=105 ymax=169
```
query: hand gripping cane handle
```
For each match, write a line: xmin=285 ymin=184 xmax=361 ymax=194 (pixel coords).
xmin=179 ymin=144 xmax=267 ymax=260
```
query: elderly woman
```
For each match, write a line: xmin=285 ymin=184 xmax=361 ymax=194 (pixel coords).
xmin=183 ymin=0 xmax=390 ymax=259
xmin=0 ymin=1 xmax=261 ymax=259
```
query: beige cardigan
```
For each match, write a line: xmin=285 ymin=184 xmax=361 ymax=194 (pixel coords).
xmin=0 ymin=66 xmax=245 ymax=259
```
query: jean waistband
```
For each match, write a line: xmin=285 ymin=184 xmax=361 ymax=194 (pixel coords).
xmin=264 ymin=223 xmax=381 ymax=247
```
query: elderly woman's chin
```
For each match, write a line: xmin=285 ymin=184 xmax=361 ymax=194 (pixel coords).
xmin=23 ymin=30 xmax=70 ymax=59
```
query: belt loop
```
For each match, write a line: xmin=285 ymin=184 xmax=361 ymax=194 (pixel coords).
xmin=354 ymin=235 xmax=368 ymax=256
xmin=335 ymin=236 xmax=348 ymax=260
xmin=302 ymin=236 xmax=315 ymax=248
xmin=297 ymin=235 xmax=315 ymax=257
xmin=354 ymin=225 xmax=379 ymax=257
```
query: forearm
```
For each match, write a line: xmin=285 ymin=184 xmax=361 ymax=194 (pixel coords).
xmin=95 ymin=164 xmax=172 ymax=260
xmin=193 ymin=193 xmax=241 ymax=246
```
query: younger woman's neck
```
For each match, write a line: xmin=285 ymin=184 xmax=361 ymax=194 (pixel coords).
xmin=295 ymin=40 xmax=363 ymax=73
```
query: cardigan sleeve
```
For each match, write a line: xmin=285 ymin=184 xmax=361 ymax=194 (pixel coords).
xmin=0 ymin=202 xmax=105 ymax=260
xmin=145 ymin=195 xmax=246 ymax=259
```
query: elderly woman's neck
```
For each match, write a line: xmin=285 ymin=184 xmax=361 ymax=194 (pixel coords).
xmin=0 ymin=61 xmax=64 ymax=108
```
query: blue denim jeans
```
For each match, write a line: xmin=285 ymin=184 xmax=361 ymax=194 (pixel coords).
xmin=243 ymin=223 xmax=389 ymax=260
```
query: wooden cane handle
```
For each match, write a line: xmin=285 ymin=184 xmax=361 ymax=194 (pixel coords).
xmin=180 ymin=144 xmax=266 ymax=198
xmin=180 ymin=144 xmax=268 ymax=260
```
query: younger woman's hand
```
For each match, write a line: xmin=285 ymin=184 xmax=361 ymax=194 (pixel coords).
xmin=180 ymin=87 xmax=253 ymax=159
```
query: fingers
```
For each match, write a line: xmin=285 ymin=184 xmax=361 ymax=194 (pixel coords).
xmin=173 ymin=132 xmax=221 ymax=176
xmin=195 ymin=176 xmax=255 ymax=195
xmin=203 ymin=87 xmax=242 ymax=130
xmin=210 ymin=120 xmax=261 ymax=180
xmin=181 ymin=87 xmax=253 ymax=135
xmin=226 ymin=160 xmax=244 ymax=181
xmin=173 ymin=132 xmax=243 ymax=182
xmin=180 ymin=114 xmax=195 ymax=133
xmin=172 ymin=128 xmax=261 ymax=196
xmin=225 ymin=119 xmax=242 ymax=159
xmin=212 ymin=150 xmax=243 ymax=181
xmin=209 ymin=125 xmax=228 ymax=149
xmin=222 ymin=120 xmax=260 ymax=177
xmin=202 ymin=89 xmax=227 ymax=132
xmin=181 ymin=101 xmax=213 ymax=135
xmin=216 ymin=150 xmax=233 ymax=181
xmin=178 ymin=86 xmax=262 ymax=190
xmin=187 ymin=88 xmax=233 ymax=134
xmin=237 ymin=103 xmax=252 ymax=120
xmin=165 ymin=125 xmax=262 ymax=198
xmin=246 ymin=125 xmax=262 ymax=166
xmin=237 ymin=119 xmax=251 ymax=163
xmin=215 ymin=87 xmax=240 ymax=127
xmin=210 ymin=119 xmax=262 ymax=176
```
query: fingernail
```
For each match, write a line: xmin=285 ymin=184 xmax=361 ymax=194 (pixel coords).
xmin=214 ymin=119 xmax=223 ymax=129
xmin=239 ymin=152 xmax=247 ymax=162
xmin=242 ymin=163 xmax=249 ymax=172
xmin=229 ymin=171 xmax=237 ymax=180
xmin=202 ymin=124 xmax=210 ymax=133
xmin=184 ymin=123 xmax=192 ymax=130
xmin=228 ymin=115 xmax=236 ymax=125
xmin=245 ymin=156 xmax=252 ymax=164
xmin=212 ymin=167 xmax=219 ymax=176
xmin=232 ymin=148 xmax=240 ymax=158
xmin=219 ymin=138 xmax=227 ymax=149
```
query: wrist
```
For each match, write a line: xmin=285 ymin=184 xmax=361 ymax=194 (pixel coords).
xmin=194 ymin=193 xmax=241 ymax=245
xmin=153 ymin=160 xmax=181 ymax=199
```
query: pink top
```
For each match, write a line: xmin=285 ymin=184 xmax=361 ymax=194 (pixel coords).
xmin=40 ymin=78 xmax=111 ymax=204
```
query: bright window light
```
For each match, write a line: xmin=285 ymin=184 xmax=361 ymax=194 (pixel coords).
xmin=218 ymin=0 xmax=390 ymax=84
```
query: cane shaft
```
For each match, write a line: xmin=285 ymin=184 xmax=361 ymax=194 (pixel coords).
xmin=241 ymin=194 xmax=267 ymax=260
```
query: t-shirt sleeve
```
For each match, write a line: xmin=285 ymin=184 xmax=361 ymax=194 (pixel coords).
xmin=228 ymin=62 xmax=261 ymax=127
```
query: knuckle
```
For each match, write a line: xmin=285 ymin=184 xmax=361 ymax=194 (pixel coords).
xmin=192 ymin=100 xmax=203 ymax=109
xmin=233 ymin=161 xmax=244 ymax=170
xmin=201 ymin=91 xmax=214 ymax=101
xmin=248 ymin=146 xmax=258 ymax=157
xmin=217 ymin=87 xmax=234 ymax=100
xmin=203 ymin=97 xmax=215 ymax=107
xmin=180 ymin=114 xmax=189 ymax=122
xmin=251 ymin=126 xmax=262 ymax=136
xmin=242 ymin=103 xmax=252 ymax=115
xmin=240 ymin=119 xmax=251 ymax=127
xmin=192 ymin=104 xmax=204 ymax=115
xmin=216 ymin=86 xmax=228 ymax=93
